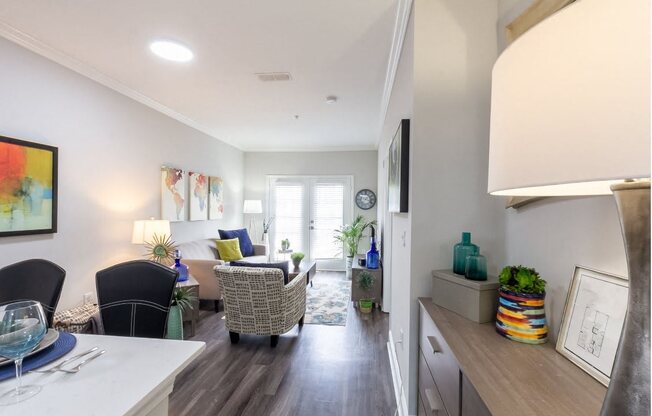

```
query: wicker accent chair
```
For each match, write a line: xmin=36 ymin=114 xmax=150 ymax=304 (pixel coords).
xmin=215 ymin=265 xmax=306 ymax=347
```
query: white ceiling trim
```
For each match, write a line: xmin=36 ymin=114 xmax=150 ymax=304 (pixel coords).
xmin=245 ymin=145 xmax=377 ymax=153
xmin=377 ymin=0 xmax=413 ymax=145
xmin=0 ymin=19 xmax=244 ymax=150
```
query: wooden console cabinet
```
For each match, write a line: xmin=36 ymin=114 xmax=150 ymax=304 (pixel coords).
xmin=418 ymin=298 xmax=606 ymax=416
xmin=351 ymin=263 xmax=382 ymax=308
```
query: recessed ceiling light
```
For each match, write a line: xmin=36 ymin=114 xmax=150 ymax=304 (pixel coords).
xmin=149 ymin=40 xmax=194 ymax=62
xmin=326 ymin=95 xmax=338 ymax=104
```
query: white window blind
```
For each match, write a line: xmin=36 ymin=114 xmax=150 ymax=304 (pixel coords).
xmin=273 ymin=182 xmax=305 ymax=254
xmin=311 ymin=182 xmax=344 ymax=259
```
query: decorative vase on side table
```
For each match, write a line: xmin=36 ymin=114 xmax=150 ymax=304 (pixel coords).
xmin=453 ymin=232 xmax=479 ymax=275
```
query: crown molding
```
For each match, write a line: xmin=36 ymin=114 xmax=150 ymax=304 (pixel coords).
xmin=377 ymin=0 xmax=413 ymax=146
xmin=0 ymin=19 xmax=243 ymax=151
xmin=243 ymin=145 xmax=377 ymax=153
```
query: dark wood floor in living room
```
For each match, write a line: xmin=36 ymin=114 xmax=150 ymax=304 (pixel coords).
xmin=168 ymin=271 xmax=397 ymax=416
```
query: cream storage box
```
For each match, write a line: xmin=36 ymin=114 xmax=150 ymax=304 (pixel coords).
xmin=431 ymin=269 xmax=499 ymax=323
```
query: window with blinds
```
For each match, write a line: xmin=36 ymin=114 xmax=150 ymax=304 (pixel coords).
xmin=273 ymin=182 xmax=306 ymax=254
xmin=311 ymin=182 xmax=344 ymax=259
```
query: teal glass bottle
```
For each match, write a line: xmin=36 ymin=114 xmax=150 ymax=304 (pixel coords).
xmin=465 ymin=253 xmax=487 ymax=281
xmin=453 ymin=232 xmax=479 ymax=275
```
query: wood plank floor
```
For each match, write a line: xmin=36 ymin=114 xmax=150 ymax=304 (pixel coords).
xmin=169 ymin=271 xmax=397 ymax=416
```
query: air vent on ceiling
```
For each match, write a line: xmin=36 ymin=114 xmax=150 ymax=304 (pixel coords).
xmin=256 ymin=72 xmax=292 ymax=82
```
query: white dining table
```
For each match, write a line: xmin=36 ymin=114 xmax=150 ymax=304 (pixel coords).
xmin=0 ymin=333 xmax=205 ymax=416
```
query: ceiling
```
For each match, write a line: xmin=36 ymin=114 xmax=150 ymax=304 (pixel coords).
xmin=0 ymin=0 xmax=398 ymax=151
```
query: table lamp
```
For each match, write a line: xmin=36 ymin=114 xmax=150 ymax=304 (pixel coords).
xmin=488 ymin=0 xmax=650 ymax=414
xmin=132 ymin=218 xmax=175 ymax=265
xmin=243 ymin=199 xmax=263 ymax=242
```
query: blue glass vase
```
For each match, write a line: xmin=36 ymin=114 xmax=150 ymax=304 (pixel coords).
xmin=453 ymin=232 xmax=478 ymax=275
xmin=366 ymin=226 xmax=379 ymax=269
xmin=465 ymin=253 xmax=487 ymax=281
xmin=173 ymin=250 xmax=189 ymax=282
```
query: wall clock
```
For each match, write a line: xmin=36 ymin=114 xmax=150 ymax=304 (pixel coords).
xmin=355 ymin=189 xmax=377 ymax=210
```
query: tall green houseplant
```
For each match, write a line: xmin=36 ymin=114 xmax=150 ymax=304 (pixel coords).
xmin=333 ymin=215 xmax=376 ymax=278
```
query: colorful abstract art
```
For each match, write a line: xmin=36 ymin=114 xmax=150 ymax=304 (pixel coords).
xmin=208 ymin=176 xmax=224 ymax=220
xmin=189 ymin=172 xmax=208 ymax=221
xmin=0 ymin=136 xmax=57 ymax=236
xmin=161 ymin=166 xmax=185 ymax=222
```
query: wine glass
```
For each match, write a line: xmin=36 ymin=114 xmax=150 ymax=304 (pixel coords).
xmin=0 ymin=300 xmax=47 ymax=405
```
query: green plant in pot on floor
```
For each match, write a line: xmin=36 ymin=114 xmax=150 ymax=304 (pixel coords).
xmin=167 ymin=287 xmax=197 ymax=340
xmin=333 ymin=215 xmax=376 ymax=279
xmin=495 ymin=265 xmax=548 ymax=344
xmin=290 ymin=252 xmax=305 ymax=269
xmin=356 ymin=270 xmax=376 ymax=314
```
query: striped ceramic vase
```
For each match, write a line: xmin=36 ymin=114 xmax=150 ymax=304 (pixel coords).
xmin=495 ymin=289 xmax=548 ymax=344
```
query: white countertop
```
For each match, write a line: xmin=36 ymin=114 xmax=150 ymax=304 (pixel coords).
xmin=0 ymin=334 xmax=205 ymax=416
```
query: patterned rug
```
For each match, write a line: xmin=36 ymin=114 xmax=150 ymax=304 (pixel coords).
xmin=304 ymin=275 xmax=351 ymax=326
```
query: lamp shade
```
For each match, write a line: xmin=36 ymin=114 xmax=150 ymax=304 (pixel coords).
xmin=243 ymin=199 xmax=263 ymax=214
xmin=131 ymin=219 xmax=171 ymax=244
xmin=488 ymin=0 xmax=650 ymax=196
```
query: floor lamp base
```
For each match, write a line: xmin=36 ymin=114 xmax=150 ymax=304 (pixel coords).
xmin=600 ymin=181 xmax=651 ymax=415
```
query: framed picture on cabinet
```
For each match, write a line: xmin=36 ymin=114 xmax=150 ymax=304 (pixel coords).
xmin=556 ymin=266 xmax=628 ymax=386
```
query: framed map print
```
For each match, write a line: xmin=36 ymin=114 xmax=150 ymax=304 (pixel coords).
xmin=161 ymin=166 xmax=185 ymax=222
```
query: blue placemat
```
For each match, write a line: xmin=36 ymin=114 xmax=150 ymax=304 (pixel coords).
xmin=0 ymin=331 xmax=77 ymax=381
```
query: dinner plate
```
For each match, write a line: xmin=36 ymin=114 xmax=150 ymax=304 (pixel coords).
xmin=0 ymin=329 xmax=60 ymax=366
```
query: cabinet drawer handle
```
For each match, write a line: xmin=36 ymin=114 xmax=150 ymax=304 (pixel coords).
xmin=425 ymin=388 xmax=444 ymax=414
xmin=427 ymin=336 xmax=441 ymax=354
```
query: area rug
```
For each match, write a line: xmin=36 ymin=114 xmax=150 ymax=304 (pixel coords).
xmin=304 ymin=275 xmax=351 ymax=326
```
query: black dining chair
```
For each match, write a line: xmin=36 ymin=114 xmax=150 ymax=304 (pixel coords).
xmin=0 ymin=259 xmax=66 ymax=328
xmin=96 ymin=260 xmax=178 ymax=339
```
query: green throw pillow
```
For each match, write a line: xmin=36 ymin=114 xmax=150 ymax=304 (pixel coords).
xmin=216 ymin=238 xmax=244 ymax=262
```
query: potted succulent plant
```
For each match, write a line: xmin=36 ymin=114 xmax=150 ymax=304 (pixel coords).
xmin=281 ymin=238 xmax=290 ymax=251
xmin=333 ymin=215 xmax=376 ymax=279
xmin=495 ymin=265 xmax=548 ymax=344
xmin=167 ymin=287 xmax=197 ymax=340
xmin=290 ymin=252 xmax=305 ymax=269
xmin=356 ymin=270 xmax=375 ymax=313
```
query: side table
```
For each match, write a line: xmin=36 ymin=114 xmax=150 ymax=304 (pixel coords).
xmin=351 ymin=263 xmax=382 ymax=309
xmin=177 ymin=275 xmax=200 ymax=338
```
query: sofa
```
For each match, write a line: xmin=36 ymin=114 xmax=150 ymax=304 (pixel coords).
xmin=176 ymin=238 xmax=268 ymax=311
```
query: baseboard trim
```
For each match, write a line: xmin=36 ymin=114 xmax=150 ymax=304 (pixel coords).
xmin=387 ymin=330 xmax=409 ymax=416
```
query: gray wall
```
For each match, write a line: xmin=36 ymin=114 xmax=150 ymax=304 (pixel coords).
xmin=244 ymin=150 xmax=378 ymax=252
xmin=0 ymin=37 xmax=244 ymax=310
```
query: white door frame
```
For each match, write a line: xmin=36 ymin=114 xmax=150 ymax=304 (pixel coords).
xmin=266 ymin=175 xmax=354 ymax=270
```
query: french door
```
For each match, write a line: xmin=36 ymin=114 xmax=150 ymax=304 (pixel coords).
xmin=268 ymin=176 xmax=353 ymax=270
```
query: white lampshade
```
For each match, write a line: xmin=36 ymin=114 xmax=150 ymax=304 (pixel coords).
xmin=243 ymin=199 xmax=263 ymax=214
xmin=131 ymin=219 xmax=171 ymax=244
xmin=488 ymin=0 xmax=650 ymax=197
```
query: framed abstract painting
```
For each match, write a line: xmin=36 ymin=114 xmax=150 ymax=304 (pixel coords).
xmin=161 ymin=166 xmax=185 ymax=222
xmin=188 ymin=171 xmax=208 ymax=221
xmin=209 ymin=176 xmax=224 ymax=220
xmin=0 ymin=136 xmax=58 ymax=236
xmin=388 ymin=119 xmax=410 ymax=213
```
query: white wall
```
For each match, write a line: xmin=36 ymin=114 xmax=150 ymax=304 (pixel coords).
xmin=243 ymin=150 xmax=378 ymax=251
xmin=377 ymin=5 xmax=414 ymax=414
xmin=0 ymin=38 xmax=244 ymax=310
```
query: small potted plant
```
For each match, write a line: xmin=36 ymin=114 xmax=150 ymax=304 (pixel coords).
xmin=167 ymin=287 xmax=197 ymax=340
xmin=356 ymin=271 xmax=375 ymax=314
xmin=495 ymin=265 xmax=548 ymax=344
xmin=290 ymin=252 xmax=305 ymax=269
xmin=281 ymin=238 xmax=290 ymax=251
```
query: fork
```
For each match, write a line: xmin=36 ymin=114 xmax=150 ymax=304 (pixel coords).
xmin=30 ymin=346 xmax=99 ymax=373
xmin=57 ymin=350 xmax=106 ymax=374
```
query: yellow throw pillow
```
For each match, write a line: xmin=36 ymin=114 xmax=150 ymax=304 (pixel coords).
xmin=216 ymin=238 xmax=244 ymax=262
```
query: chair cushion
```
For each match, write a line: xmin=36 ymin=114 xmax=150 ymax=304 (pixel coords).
xmin=218 ymin=229 xmax=254 ymax=257
xmin=216 ymin=238 xmax=244 ymax=262
xmin=230 ymin=261 xmax=289 ymax=284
